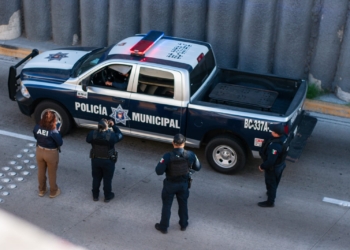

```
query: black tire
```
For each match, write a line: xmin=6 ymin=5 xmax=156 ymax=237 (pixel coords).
xmin=34 ymin=101 xmax=72 ymax=136
xmin=205 ymin=136 xmax=246 ymax=174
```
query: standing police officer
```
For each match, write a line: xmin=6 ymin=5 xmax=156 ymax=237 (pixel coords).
xmin=155 ymin=134 xmax=201 ymax=234
xmin=86 ymin=119 xmax=123 ymax=202
xmin=33 ymin=111 xmax=63 ymax=198
xmin=258 ymin=124 xmax=287 ymax=207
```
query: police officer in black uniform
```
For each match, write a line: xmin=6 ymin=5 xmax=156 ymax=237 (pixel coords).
xmin=105 ymin=66 xmax=131 ymax=91
xmin=86 ymin=119 xmax=123 ymax=202
xmin=258 ymin=123 xmax=287 ymax=207
xmin=155 ymin=134 xmax=201 ymax=234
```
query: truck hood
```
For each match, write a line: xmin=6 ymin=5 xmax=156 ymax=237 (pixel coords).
xmin=21 ymin=48 xmax=94 ymax=82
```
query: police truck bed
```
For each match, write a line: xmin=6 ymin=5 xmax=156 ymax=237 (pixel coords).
xmin=194 ymin=68 xmax=307 ymax=117
xmin=209 ymin=83 xmax=279 ymax=109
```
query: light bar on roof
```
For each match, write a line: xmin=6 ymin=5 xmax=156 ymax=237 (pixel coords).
xmin=130 ymin=30 xmax=164 ymax=56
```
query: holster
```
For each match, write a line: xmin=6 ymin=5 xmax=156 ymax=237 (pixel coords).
xmin=110 ymin=151 xmax=118 ymax=163
xmin=188 ymin=177 xmax=193 ymax=189
xmin=89 ymin=149 xmax=94 ymax=159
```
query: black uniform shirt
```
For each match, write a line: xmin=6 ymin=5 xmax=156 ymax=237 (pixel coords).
xmin=155 ymin=148 xmax=201 ymax=176
xmin=33 ymin=124 xmax=63 ymax=149
xmin=260 ymin=135 xmax=287 ymax=170
xmin=111 ymin=81 xmax=128 ymax=90
xmin=86 ymin=125 xmax=123 ymax=147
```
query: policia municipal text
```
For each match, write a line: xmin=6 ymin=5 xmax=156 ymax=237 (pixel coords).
xmin=155 ymin=134 xmax=201 ymax=234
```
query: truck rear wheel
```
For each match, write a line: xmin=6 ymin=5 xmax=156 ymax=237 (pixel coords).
xmin=34 ymin=101 xmax=72 ymax=136
xmin=205 ymin=136 xmax=246 ymax=174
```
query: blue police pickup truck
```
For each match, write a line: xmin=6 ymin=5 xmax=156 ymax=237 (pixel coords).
xmin=8 ymin=31 xmax=317 ymax=174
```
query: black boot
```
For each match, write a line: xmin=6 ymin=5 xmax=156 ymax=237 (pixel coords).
xmin=258 ymin=201 xmax=274 ymax=207
xmin=155 ymin=223 xmax=167 ymax=234
xmin=104 ymin=192 xmax=115 ymax=203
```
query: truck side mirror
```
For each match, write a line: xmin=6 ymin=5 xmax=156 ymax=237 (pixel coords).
xmin=82 ymin=79 xmax=89 ymax=91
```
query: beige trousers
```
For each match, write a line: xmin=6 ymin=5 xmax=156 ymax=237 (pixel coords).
xmin=36 ymin=147 xmax=59 ymax=196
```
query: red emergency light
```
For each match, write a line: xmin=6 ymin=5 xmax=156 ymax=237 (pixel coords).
xmin=130 ymin=30 xmax=164 ymax=56
xmin=197 ymin=53 xmax=204 ymax=62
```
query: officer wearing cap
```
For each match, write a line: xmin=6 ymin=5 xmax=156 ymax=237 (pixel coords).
xmin=155 ymin=133 xmax=201 ymax=234
xmin=86 ymin=119 xmax=123 ymax=202
xmin=258 ymin=123 xmax=287 ymax=207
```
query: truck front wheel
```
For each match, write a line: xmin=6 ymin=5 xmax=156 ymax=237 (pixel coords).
xmin=205 ymin=136 xmax=246 ymax=174
xmin=34 ymin=101 xmax=72 ymax=136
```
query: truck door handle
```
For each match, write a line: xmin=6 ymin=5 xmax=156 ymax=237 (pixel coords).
xmin=112 ymin=97 xmax=125 ymax=104
xmin=164 ymin=106 xmax=178 ymax=111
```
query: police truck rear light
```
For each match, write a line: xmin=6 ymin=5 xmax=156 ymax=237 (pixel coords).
xmin=284 ymin=124 xmax=289 ymax=134
xmin=130 ymin=30 xmax=164 ymax=56
xmin=197 ymin=53 xmax=204 ymax=62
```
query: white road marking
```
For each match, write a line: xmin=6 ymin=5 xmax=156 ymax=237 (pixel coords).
xmin=323 ymin=197 xmax=350 ymax=207
xmin=0 ymin=130 xmax=36 ymax=141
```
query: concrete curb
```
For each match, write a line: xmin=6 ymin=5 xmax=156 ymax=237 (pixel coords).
xmin=1 ymin=44 xmax=350 ymax=120
xmin=303 ymin=99 xmax=350 ymax=118
xmin=0 ymin=44 xmax=35 ymax=58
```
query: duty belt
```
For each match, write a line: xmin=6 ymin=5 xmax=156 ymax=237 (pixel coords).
xmin=37 ymin=145 xmax=57 ymax=151
xmin=166 ymin=177 xmax=188 ymax=183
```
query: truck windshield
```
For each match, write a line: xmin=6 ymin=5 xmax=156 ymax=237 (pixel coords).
xmin=189 ymin=49 xmax=215 ymax=96
xmin=73 ymin=47 xmax=110 ymax=77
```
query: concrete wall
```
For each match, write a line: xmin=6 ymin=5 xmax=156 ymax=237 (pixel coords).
xmin=22 ymin=0 xmax=51 ymax=41
xmin=0 ymin=0 xmax=21 ymax=40
xmin=51 ymin=0 xmax=80 ymax=46
xmin=1 ymin=0 xmax=350 ymax=101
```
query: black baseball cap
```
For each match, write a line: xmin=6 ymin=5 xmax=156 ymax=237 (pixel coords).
xmin=269 ymin=123 xmax=284 ymax=135
xmin=173 ymin=133 xmax=186 ymax=144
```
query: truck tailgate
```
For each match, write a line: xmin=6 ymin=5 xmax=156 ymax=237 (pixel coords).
xmin=287 ymin=112 xmax=317 ymax=162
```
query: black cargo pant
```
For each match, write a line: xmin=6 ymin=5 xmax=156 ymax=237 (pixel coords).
xmin=264 ymin=163 xmax=286 ymax=203
xmin=159 ymin=179 xmax=189 ymax=230
xmin=91 ymin=158 xmax=115 ymax=199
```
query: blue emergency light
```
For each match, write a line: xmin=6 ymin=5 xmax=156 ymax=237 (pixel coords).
xmin=130 ymin=30 xmax=164 ymax=56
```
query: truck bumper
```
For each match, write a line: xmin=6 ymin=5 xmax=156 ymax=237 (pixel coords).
xmin=8 ymin=49 xmax=39 ymax=101
xmin=15 ymin=91 xmax=34 ymax=116
xmin=287 ymin=111 xmax=317 ymax=162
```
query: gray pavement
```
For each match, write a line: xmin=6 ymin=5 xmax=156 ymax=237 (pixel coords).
xmin=315 ymin=93 xmax=348 ymax=105
xmin=0 ymin=110 xmax=349 ymax=249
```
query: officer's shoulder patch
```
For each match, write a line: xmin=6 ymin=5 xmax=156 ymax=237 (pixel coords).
xmin=160 ymin=158 xmax=165 ymax=163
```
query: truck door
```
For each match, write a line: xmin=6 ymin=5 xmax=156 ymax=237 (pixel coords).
xmin=128 ymin=66 xmax=184 ymax=142
xmin=74 ymin=63 xmax=135 ymax=134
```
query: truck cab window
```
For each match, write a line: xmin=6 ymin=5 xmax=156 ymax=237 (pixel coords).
xmin=137 ymin=67 xmax=174 ymax=98
xmin=90 ymin=64 xmax=132 ymax=91
xmin=190 ymin=49 xmax=215 ymax=96
xmin=74 ymin=47 xmax=110 ymax=77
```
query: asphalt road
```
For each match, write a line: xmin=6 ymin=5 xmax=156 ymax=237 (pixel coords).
xmin=0 ymin=56 xmax=349 ymax=250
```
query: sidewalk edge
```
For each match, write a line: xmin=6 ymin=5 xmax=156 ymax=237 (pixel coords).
xmin=303 ymin=99 xmax=350 ymax=118
xmin=0 ymin=45 xmax=35 ymax=58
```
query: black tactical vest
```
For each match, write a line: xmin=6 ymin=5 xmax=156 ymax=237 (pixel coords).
xmin=260 ymin=137 xmax=288 ymax=165
xmin=91 ymin=130 xmax=114 ymax=159
xmin=166 ymin=150 xmax=190 ymax=177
